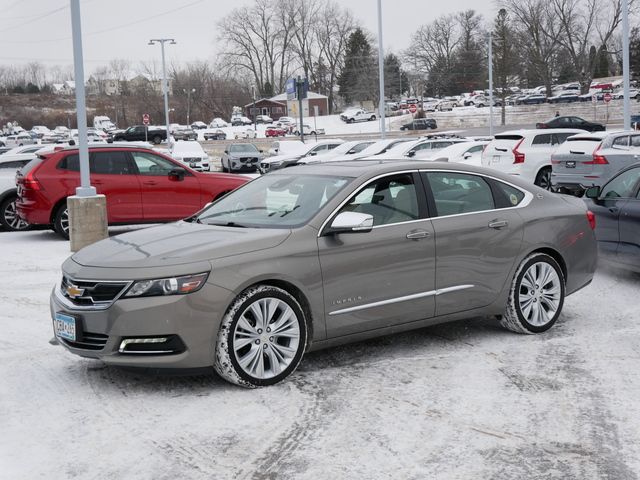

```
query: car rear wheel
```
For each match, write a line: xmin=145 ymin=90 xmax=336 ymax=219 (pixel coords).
xmin=214 ymin=285 xmax=307 ymax=388
xmin=0 ymin=195 xmax=29 ymax=231
xmin=152 ymin=136 xmax=161 ymax=144
xmin=501 ymin=253 xmax=565 ymax=334
xmin=534 ymin=167 xmax=552 ymax=190
xmin=53 ymin=204 xmax=70 ymax=240
xmin=370 ymin=115 xmax=376 ymax=121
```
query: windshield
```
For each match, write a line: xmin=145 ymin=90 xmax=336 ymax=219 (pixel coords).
xmin=197 ymin=174 xmax=351 ymax=228
xmin=230 ymin=144 xmax=259 ymax=153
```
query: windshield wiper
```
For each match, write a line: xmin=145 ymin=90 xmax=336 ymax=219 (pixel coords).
xmin=206 ymin=221 xmax=248 ymax=228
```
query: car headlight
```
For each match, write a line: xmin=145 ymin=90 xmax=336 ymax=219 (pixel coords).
xmin=124 ymin=272 xmax=209 ymax=298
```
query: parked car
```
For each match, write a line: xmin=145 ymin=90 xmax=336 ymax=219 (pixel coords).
xmin=536 ymin=116 xmax=605 ymax=132
xmin=203 ymin=129 xmax=227 ymax=141
xmin=276 ymin=116 xmax=296 ymax=127
xmin=552 ymin=131 xmax=640 ymax=196
xmin=221 ymin=143 xmax=265 ymax=173
xmin=548 ymin=92 xmax=580 ymax=103
xmin=4 ymin=133 xmax=36 ymax=147
xmin=170 ymin=141 xmax=210 ymax=172
xmin=41 ymin=132 xmax=67 ymax=144
xmin=481 ymin=129 xmax=586 ymax=189
xmin=15 ymin=143 xmax=248 ymax=238
xmin=53 ymin=126 xmax=71 ymax=138
xmin=231 ymin=116 xmax=253 ymax=126
xmin=436 ymin=100 xmax=456 ymax=111
xmin=255 ymin=114 xmax=273 ymax=124
xmin=235 ymin=128 xmax=257 ymax=140
xmin=190 ymin=121 xmax=208 ymax=130
xmin=613 ymin=89 xmax=640 ymax=100
xmin=112 ymin=125 xmax=167 ymax=144
xmin=377 ymin=138 xmax=468 ymax=160
xmin=414 ymin=141 xmax=489 ymax=166
xmin=584 ymin=164 xmax=640 ymax=272
xmin=209 ymin=118 xmax=229 ymax=128
xmin=259 ymin=140 xmax=344 ymax=173
xmin=340 ymin=109 xmax=377 ymax=123
xmin=517 ymin=94 xmax=547 ymax=105
xmin=265 ymin=125 xmax=287 ymax=137
xmin=296 ymin=140 xmax=375 ymax=165
xmin=172 ymin=126 xmax=198 ymax=141
xmin=49 ymin=160 xmax=597 ymax=387
xmin=292 ymin=124 xmax=324 ymax=136
xmin=31 ymin=126 xmax=51 ymax=139
xmin=400 ymin=118 xmax=438 ymax=131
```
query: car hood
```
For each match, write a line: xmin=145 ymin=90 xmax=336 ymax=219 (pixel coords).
xmin=229 ymin=152 xmax=263 ymax=158
xmin=262 ymin=153 xmax=303 ymax=164
xmin=72 ymin=221 xmax=291 ymax=268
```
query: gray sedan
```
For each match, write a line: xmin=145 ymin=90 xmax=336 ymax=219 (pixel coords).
xmin=51 ymin=161 xmax=597 ymax=387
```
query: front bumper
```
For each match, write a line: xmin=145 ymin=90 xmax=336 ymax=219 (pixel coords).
xmin=50 ymin=280 xmax=234 ymax=369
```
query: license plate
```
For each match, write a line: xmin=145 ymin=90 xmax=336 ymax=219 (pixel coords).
xmin=190 ymin=162 xmax=197 ymax=168
xmin=54 ymin=312 xmax=76 ymax=341
xmin=492 ymin=155 xmax=500 ymax=164
xmin=566 ymin=161 xmax=576 ymax=168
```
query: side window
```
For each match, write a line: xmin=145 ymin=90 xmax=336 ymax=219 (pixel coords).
xmin=131 ymin=151 xmax=178 ymax=175
xmin=630 ymin=135 xmax=640 ymax=147
xmin=491 ymin=180 xmax=526 ymax=208
xmin=601 ymin=168 xmax=640 ymax=199
xmin=337 ymin=174 xmax=420 ymax=226
xmin=467 ymin=145 xmax=485 ymax=154
xmin=613 ymin=136 xmax=630 ymax=148
xmin=0 ymin=160 xmax=28 ymax=169
xmin=425 ymin=172 xmax=495 ymax=216
xmin=554 ymin=133 xmax=574 ymax=144
xmin=57 ymin=154 xmax=80 ymax=171
xmin=89 ymin=152 xmax=133 ymax=175
xmin=532 ymin=134 xmax=552 ymax=146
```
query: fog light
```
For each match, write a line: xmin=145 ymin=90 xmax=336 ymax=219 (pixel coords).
xmin=117 ymin=336 xmax=186 ymax=354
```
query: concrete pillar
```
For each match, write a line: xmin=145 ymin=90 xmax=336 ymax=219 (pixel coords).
xmin=68 ymin=195 xmax=108 ymax=252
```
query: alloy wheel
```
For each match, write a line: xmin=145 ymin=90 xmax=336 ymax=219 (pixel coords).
xmin=59 ymin=208 xmax=70 ymax=236
xmin=536 ymin=169 xmax=552 ymax=190
xmin=518 ymin=262 xmax=561 ymax=326
xmin=232 ymin=297 xmax=301 ymax=380
xmin=3 ymin=199 xmax=29 ymax=230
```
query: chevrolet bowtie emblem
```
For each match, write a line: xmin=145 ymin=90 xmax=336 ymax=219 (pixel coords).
xmin=66 ymin=285 xmax=85 ymax=299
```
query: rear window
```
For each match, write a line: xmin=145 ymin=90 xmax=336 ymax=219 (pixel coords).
xmin=20 ymin=157 xmax=45 ymax=175
xmin=532 ymin=134 xmax=552 ymax=146
xmin=0 ymin=160 xmax=30 ymax=169
xmin=58 ymin=154 xmax=80 ymax=171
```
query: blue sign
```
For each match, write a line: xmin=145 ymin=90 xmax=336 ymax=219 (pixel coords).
xmin=286 ymin=78 xmax=296 ymax=100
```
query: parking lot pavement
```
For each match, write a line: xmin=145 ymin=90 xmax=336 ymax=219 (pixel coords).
xmin=1 ymin=228 xmax=640 ymax=479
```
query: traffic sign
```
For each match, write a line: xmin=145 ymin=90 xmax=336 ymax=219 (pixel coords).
xmin=603 ymin=93 xmax=612 ymax=104
xmin=409 ymin=104 xmax=417 ymax=113
xmin=142 ymin=113 xmax=150 ymax=125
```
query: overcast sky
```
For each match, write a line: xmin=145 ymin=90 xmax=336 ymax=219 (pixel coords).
xmin=1 ymin=0 xmax=495 ymax=70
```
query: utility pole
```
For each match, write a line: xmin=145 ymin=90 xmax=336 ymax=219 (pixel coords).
xmin=183 ymin=87 xmax=195 ymax=125
xmin=622 ymin=0 xmax=631 ymax=130
xmin=252 ymin=85 xmax=257 ymax=131
xmin=297 ymin=76 xmax=305 ymax=143
xmin=148 ymin=38 xmax=176 ymax=142
xmin=488 ymin=31 xmax=494 ymax=136
xmin=377 ymin=0 xmax=386 ymax=139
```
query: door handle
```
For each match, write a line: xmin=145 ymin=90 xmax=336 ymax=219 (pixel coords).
xmin=608 ymin=207 xmax=619 ymax=213
xmin=143 ymin=181 xmax=157 ymax=186
xmin=406 ymin=229 xmax=431 ymax=240
xmin=488 ymin=220 xmax=508 ymax=229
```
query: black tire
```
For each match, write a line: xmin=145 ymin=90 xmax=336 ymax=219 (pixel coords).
xmin=0 ymin=194 xmax=30 ymax=231
xmin=152 ymin=136 xmax=161 ymax=144
xmin=53 ymin=203 xmax=70 ymax=240
xmin=370 ymin=115 xmax=376 ymax=121
xmin=500 ymin=253 xmax=565 ymax=334
xmin=214 ymin=285 xmax=307 ymax=388
xmin=534 ymin=167 xmax=552 ymax=190
xmin=348 ymin=118 xmax=355 ymax=124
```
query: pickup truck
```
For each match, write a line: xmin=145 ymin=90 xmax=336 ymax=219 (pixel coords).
xmin=340 ymin=109 xmax=377 ymax=123
xmin=112 ymin=125 xmax=167 ymax=144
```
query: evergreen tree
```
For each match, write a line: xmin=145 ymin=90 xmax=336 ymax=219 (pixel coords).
xmin=630 ymin=27 xmax=640 ymax=81
xmin=593 ymin=45 xmax=610 ymax=79
xmin=383 ymin=53 xmax=408 ymax=99
xmin=492 ymin=8 xmax=518 ymax=125
xmin=262 ymin=81 xmax=274 ymax=98
xmin=26 ymin=82 xmax=40 ymax=94
xmin=338 ymin=28 xmax=377 ymax=105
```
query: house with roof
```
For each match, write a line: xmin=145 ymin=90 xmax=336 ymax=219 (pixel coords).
xmin=244 ymin=91 xmax=329 ymax=120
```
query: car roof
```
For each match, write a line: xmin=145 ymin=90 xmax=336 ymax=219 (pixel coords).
xmin=53 ymin=142 xmax=156 ymax=152
xmin=496 ymin=128 xmax=587 ymax=136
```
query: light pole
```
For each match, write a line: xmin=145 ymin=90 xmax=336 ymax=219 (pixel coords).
xmin=183 ymin=88 xmax=195 ymax=125
xmin=148 ymin=38 xmax=176 ymax=142
xmin=622 ymin=0 xmax=631 ymax=130
xmin=376 ymin=0 xmax=386 ymax=139
xmin=488 ymin=31 xmax=494 ymax=136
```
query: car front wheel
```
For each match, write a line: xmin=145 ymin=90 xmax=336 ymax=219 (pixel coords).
xmin=500 ymin=253 xmax=565 ymax=334
xmin=53 ymin=204 xmax=70 ymax=239
xmin=214 ymin=285 xmax=307 ymax=388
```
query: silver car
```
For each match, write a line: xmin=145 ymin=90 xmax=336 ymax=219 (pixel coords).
xmin=51 ymin=161 xmax=597 ymax=387
xmin=552 ymin=130 xmax=640 ymax=195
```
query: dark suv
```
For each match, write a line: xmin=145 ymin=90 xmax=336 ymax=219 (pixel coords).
xmin=400 ymin=118 xmax=438 ymax=131
xmin=15 ymin=144 xmax=248 ymax=238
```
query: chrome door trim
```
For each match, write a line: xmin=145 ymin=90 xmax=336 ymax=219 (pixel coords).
xmin=328 ymin=284 xmax=474 ymax=316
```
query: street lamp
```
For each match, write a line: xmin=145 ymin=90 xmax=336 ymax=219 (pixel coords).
xmin=183 ymin=88 xmax=195 ymax=125
xmin=148 ymin=38 xmax=176 ymax=142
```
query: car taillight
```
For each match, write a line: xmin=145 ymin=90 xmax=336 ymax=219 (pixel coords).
xmin=585 ymin=143 xmax=608 ymax=164
xmin=513 ymin=138 xmax=525 ymax=164
xmin=586 ymin=210 xmax=596 ymax=230
xmin=22 ymin=170 xmax=42 ymax=190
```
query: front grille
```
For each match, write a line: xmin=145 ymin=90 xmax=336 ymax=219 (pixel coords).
xmin=61 ymin=276 xmax=129 ymax=308
xmin=61 ymin=332 xmax=108 ymax=351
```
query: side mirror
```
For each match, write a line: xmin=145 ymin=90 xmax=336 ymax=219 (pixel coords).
xmin=585 ymin=185 xmax=601 ymax=199
xmin=168 ymin=167 xmax=186 ymax=181
xmin=406 ymin=150 xmax=416 ymax=158
xmin=462 ymin=152 xmax=472 ymax=159
xmin=328 ymin=212 xmax=374 ymax=234
xmin=309 ymin=151 xmax=317 ymax=156
xmin=224 ymin=150 xmax=228 ymax=154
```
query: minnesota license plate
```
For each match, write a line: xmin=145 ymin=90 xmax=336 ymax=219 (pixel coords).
xmin=566 ymin=161 xmax=576 ymax=168
xmin=54 ymin=312 xmax=76 ymax=341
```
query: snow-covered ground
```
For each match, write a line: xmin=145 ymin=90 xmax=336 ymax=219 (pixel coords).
xmin=2 ymin=228 xmax=640 ymax=479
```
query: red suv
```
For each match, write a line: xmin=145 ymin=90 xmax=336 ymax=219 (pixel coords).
xmin=15 ymin=144 xmax=248 ymax=238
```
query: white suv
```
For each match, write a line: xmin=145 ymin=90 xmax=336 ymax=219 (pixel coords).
xmin=481 ymin=129 xmax=586 ymax=189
